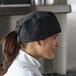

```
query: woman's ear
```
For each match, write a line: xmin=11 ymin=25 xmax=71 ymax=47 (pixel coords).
xmin=34 ymin=40 xmax=41 ymax=46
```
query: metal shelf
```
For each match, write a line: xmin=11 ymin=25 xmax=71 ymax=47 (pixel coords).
xmin=0 ymin=4 xmax=34 ymax=15
xmin=35 ymin=5 xmax=71 ymax=14
xmin=0 ymin=4 xmax=71 ymax=15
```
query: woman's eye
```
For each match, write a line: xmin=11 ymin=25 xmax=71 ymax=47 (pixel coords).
xmin=53 ymin=36 xmax=58 ymax=39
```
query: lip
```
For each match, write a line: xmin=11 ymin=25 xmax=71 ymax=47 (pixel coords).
xmin=52 ymin=49 xmax=56 ymax=54
xmin=51 ymin=50 xmax=54 ymax=54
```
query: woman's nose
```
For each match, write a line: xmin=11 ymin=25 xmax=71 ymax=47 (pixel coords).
xmin=55 ymin=39 xmax=59 ymax=47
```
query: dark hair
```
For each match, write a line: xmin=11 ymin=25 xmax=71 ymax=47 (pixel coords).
xmin=0 ymin=31 xmax=20 ymax=75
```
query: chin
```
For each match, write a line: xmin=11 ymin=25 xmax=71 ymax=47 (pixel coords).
xmin=45 ymin=55 xmax=55 ymax=59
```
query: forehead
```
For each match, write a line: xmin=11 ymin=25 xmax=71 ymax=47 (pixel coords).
xmin=48 ymin=34 xmax=59 ymax=38
xmin=42 ymin=34 xmax=58 ymax=42
xmin=52 ymin=34 xmax=59 ymax=37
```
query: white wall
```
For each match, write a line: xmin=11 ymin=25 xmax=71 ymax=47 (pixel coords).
xmin=67 ymin=0 xmax=76 ymax=70
xmin=67 ymin=13 xmax=76 ymax=70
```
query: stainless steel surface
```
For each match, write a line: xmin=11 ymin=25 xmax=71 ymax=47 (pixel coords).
xmin=0 ymin=5 xmax=35 ymax=15
xmin=35 ymin=5 xmax=71 ymax=14
xmin=45 ymin=0 xmax=54 ymax=5
xmin=31 ymin=0 xmax=45 ymax=6
xmin=31 ymin=0 xmax=54 ymax=5
xmin=0 ymin=5 xmax=71 ymax=15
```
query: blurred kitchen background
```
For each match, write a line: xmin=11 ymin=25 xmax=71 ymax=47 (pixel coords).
xmin=0 ymin=0 xmax=76 ymax=76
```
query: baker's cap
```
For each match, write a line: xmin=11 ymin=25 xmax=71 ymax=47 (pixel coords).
xmin=15 ymin=11 xmax=61 ymax=42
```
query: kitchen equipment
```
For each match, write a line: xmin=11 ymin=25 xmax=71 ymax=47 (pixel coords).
xmin=45 ymin=0 xmax=54 ymax=5
xmin=31 ymin=0 xmax=54 ymax=6
xmin=31 ymin=0 xmax=45 ymax=6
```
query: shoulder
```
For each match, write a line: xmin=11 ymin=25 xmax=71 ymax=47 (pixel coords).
xmin=5 ymin=69 xmax=37 ymax=76
xmin=15 ymin=69 xmax=36 ymax=76
xmin=6 ymin=59 xmax=37 ymax=76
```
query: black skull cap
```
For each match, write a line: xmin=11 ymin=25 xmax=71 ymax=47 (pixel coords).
xmin=15 ymin=11 xmax=61 ymax=42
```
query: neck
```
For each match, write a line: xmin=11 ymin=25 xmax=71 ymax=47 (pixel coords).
xmin=21 ymin=47 xmax=40 ymax=59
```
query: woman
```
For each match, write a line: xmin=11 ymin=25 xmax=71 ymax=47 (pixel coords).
xmin=0 ymin=11 xmax=61 ymax=76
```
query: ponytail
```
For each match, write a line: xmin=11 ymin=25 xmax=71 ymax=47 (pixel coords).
xmin=0 ymin=31 xmax=20 ymax=75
